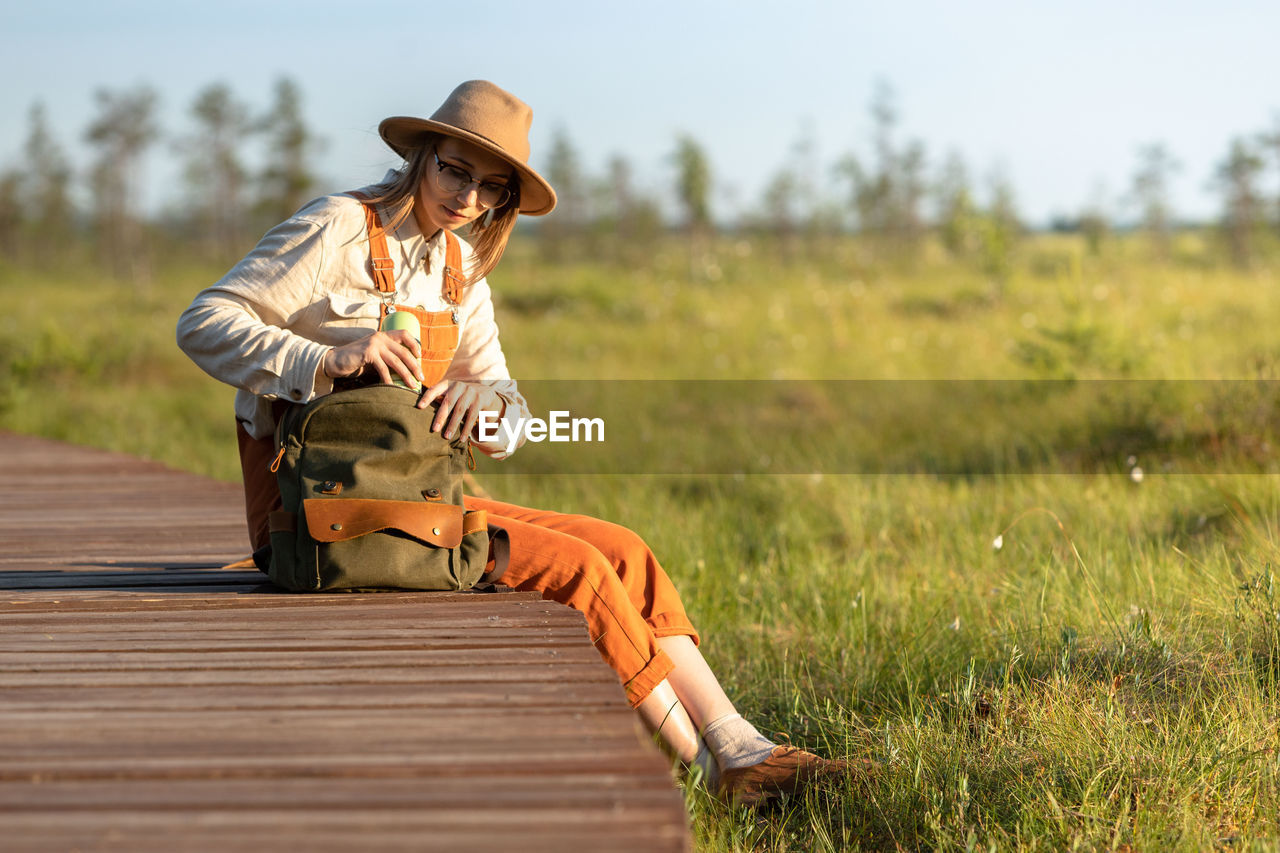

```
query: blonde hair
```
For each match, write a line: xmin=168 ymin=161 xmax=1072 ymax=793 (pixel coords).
xmin=361 ymin=133 xmax=521 ymax=284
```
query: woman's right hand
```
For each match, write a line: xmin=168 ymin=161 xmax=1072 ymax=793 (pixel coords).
xmin=322 ymin=330 xmax=423 ymax=387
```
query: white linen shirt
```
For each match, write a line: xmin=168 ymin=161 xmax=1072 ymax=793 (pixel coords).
xmin=176 ymin=177 xmax=529 ymax=456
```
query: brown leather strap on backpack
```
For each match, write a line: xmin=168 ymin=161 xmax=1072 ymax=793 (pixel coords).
xmin=481 ymin=523 xmax=509 ymax=584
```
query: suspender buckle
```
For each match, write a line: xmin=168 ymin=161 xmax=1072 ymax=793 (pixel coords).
xmin=371 ymin=258 xmax=394 ymax=271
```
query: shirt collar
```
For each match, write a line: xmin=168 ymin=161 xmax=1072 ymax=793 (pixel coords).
xmin=375 ymin=170 xmax=446 ymax=272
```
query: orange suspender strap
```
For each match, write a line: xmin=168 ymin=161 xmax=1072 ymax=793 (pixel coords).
xmin=346 ymin=191 xmax=466 ymax=309
xmin=442 ymin=231 xmax=465 ymax=305
xmin=359 ymin=201 xmax=396 ymax=297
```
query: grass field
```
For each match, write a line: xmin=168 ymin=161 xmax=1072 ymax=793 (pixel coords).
xmin=2 ymin=231 xmax=1278 ymax=850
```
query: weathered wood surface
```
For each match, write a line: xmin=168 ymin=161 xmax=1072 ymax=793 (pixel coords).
xmin=0 ymin=433 xmax=691 ymax=852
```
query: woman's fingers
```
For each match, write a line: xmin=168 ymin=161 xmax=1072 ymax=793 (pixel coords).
xmin=418 ymin=381 xmax=501 ymax=440
xmin=458 ymin=398 xmax=483 ymax=441
xmin=445 ymin=388 xmax=476 ymax=439
xmin=368 ymin=357 xmax=393 ymax=386
xmin=381 ymin=331 xmax=423 ymax=386
xmin=418 ymin=379 xmax=450 ymax=413
xmin=388 ymin=329 xmax=422 ymax=362
xmin=325 ymin=331 xmax=423 ymax=387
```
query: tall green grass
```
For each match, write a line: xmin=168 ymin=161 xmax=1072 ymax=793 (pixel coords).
xmin=2 ymin=232 xmax=1278 ymax=850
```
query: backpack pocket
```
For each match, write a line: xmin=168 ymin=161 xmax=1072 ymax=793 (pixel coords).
xmin=299 ymin=499 xmax=488 ymax=591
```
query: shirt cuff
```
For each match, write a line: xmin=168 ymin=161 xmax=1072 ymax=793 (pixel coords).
xmin=279 ymin=340 xmax=333 ymax=404
xmin=312 ymin=348 xmax=335 ymax=398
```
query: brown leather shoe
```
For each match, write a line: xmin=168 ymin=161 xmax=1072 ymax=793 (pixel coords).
xmin=718 ymin=745 xmax=852 ymax=807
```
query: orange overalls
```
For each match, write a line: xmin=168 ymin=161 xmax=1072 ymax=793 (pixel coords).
xmin=235 ymin=200 xmax=698 ymax=707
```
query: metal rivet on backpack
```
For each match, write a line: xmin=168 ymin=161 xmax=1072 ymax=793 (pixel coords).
xmin=432 ymin=527 xmax=441 ymax=536
xmin=323 ymin=481 xmax=337 ymax=490
xmin=331 ymin=523 xmax=343 ymax=531
xmin=425 ymin=488 xmax=440 ymax=499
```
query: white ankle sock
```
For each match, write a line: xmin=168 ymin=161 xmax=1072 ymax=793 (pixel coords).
xmin=701 ymin=713 xmax=776 ymax=771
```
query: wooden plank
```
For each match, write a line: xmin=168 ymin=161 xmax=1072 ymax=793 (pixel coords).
xmin=1 ymin=589 xmax=561 ymax=612
xmin=0 ymin=600 xmax=562 ymax=624
xmin=0 ymin=682 xmax=628 ymax=713
xmin=0 ymin=646 xmax=605 ymax=670
xmin=0 ymin=715 xmax=648 ymax=760
xmin=1 ymin=597 xmax=552 ymax=616
xmin=0 ymin=815 xmax=689 ymax=853
xmin=0 ymin=570 xmax=265 ymax=588
xmin=0 ymin=663 xmax=615 ymax=688
xmin=0 ymin=434 xmax=692 ymax=852
xmin=0 ymin=629 xmax=592 ymax=652
xmin=0 ymin=776 xmax=682 ymax=807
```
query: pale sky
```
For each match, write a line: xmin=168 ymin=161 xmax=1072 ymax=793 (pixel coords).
xmin=2 ymin=0 xmax=1277 ymax=226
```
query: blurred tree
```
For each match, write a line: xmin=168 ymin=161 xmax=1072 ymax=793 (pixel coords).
xmin=836 ymin=81 xmax=927 ymax=260
xmin=539 ymin=126 xmax=586 ymax=260
xmin=595 ymin=154 xmax=661 ymax=263
xmin=673 ymin=134 xmax=712 ymax=236
xmin=672 ymin=135 xmax=713 ymax=276
xmin=753 ymin=124 xmax=842 ymax=261
xmin=1214 ymin=137 xmax=1265 ymax=267
xmin=0 ymin=169 xmax=21 ymax=260
xmin=858 ymin=80 xmax=897 ymax=233
xmin=787 ymin=122 xmax=825 ymax=238
xmin=977 ymin=168 xmax=1021 ymax=289
xmin=23 ymin=103 xmax=75 ymax=255
xmin=1261 ymin=116 xmax=1280 ymax=236
xmin=255 ymin=77 xmax=323 ymax=225
xmin=180 ymin=83 xmax=255 ymax=260
xmin=935 ymin=151 xmax=979 ymax=258
xmin=759 ymin=168 xmax=800 ymax=260
xmin=597 ymin=155 xmax=633 ymax=242
xmin=84 ymin=85 xmax=159 ymax=281
xmin=834 ymin=153 xmax=870 ymax=229
xmin=895 ymin=138 xmax=928 ymax=252
xmin=1128 ymin=143 xmax=1178 ymax=260
xmin=602 ymin=155 xmax=634 ymax=229
xmin=1077 ymin=182 xmax=1112 ymax=257
xmin=760 ymin=169 xmax=799 ymax=237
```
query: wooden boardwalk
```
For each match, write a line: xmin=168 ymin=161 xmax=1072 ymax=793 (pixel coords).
xmin=0 ymin=433 xmax=691 ymax=852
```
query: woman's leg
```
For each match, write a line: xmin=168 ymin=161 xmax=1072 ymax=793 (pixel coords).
xmin=468 ymin=497 xmax=720 ymax=775
xmin=658 ymin=634 xmax=855 ymax=805
xmin=469 ymin=498 xmax=683 ymax=707
xmin=657 ymin=635 xmax=737 ymax=729
xmin=470 ymin=500 xmax=733 ymax=732
xmin=634 ymin=681 xmax=700 ymax=761
xmin=469 ymin=496 xmax=700 ymax=645
xmin=472 ymin=496 xmax=850 ymax=804
xmin=237 ymin=421 xmax=282 ymax=552
xmin=634 ymin=679 xmax=721 ymax=787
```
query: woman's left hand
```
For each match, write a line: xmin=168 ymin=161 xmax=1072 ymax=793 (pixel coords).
xmin=417 ymin=380 xmax=504 ymax=441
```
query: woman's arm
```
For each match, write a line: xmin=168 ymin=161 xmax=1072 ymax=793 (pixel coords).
xmin=177 ymin=197 xmax=424 ymax=403
xmin=176 ymin=212 xmax=335 ymax=404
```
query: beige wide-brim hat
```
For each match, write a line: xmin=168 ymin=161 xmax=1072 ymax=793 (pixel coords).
xmin=379 ymin=80 xmax=557 ymax=216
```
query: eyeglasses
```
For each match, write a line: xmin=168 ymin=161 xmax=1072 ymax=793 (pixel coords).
xmin=432 ymin=152 xmax=513 ymax=209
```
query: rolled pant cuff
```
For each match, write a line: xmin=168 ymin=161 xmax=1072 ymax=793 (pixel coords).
xmin=649 ymin=614 xmax=700 ymax=647
xmin=622 ymin=648 xmax=675 ymax=708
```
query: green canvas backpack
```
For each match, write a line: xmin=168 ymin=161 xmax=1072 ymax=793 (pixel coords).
xmin=265 ymin=384 xmax=501 ymax=592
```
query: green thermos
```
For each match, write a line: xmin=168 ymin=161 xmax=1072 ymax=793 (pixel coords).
xmin=380 ymin=310 xmax=422 ymax=392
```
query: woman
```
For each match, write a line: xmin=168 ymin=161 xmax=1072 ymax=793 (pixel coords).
xmin=177 ymin=80 xmax=847 ymax=807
